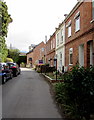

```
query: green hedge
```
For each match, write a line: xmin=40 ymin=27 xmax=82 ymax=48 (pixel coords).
xmin=55 ymin=66 xmax=94 ymax=120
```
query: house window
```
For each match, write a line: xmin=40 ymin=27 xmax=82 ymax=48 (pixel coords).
xmin=68 ymin=25 xmax=71 ymax=37
xmin=60 ymin=53 xmax=62 ymax=71
xmin=69 ymin=48 xmax=73 ymax=65
xmin=41 ymin=48 xmax=44 ymax=52
xmin=61 ymin=29 xmax=63 ymax=43
xmin=66 ymin=20 xmax=72 ymax=37
xmin=90 ymin=41 xmax=93 ymax=65
xmin=75 ymin=16 xmax=80 ymax=32
xmin=29 ymin=58 xmax=32 ymax=61
xmin=57 ymin=33 xmax=59 ymax=46
xmin=92 ymin=0 xmax=94 ymax=19
xmin=79 ymin=44 xmax=84 ymax=66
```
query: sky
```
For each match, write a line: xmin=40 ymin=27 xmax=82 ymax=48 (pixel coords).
xmin=5 ymin=0 xmax=77 ymax=52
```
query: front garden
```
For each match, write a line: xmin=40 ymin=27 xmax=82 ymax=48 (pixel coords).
xmin=54 ymin=66 xmax=94 ymax=120
xmin=36 ymin=65 xmax=94 ymax=120
xmin=36 ymin=64 xmax=63 ymax=80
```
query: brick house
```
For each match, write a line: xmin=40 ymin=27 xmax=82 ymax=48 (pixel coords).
xmin=65 ymin=1 xmax=94 ymax=70
xmin=26 ymin=49 xmax=35 ymax=67
xmin=45 ymin=32 xmax=56 ymax=67
xmin=33 ymin=41 xmax=45 ymax=66
xmin=26 ymin=42 xmax=45 ymax=67
xmin=55 ymin=22 xmax=65 ymax=72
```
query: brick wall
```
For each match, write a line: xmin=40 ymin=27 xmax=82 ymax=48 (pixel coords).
xmin=26 ymin=51 xmax=33 ymax=65
xmin=45 ymin=33 xmax=56 ymax=67
xmin=26 ymin=42 xmax=45 ymax=67
xmin=65 ymin=2 xmax=94 ymax=68
xmin=33 ymin=42 xmax=45 ymax=66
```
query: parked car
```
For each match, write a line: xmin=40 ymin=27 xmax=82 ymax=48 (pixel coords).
xmin=0 ymin=63 xmax=13 ymax=84
xmin=7 ymin=62 xmax=21 ymax=77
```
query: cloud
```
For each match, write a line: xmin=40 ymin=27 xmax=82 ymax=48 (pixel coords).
xmin=5 ymin=0 xmax=77 ymax=52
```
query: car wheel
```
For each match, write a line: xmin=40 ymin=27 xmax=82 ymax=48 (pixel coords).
xmin=10 ymin=73 xmax=13 ymax=79
xmin=14 ymin=72 xmax=17 ymax=77
xmin=2 ymin=76 xmax=7 ymax=84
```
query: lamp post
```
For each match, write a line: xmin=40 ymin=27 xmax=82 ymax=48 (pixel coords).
xmin=54 ymin=56 xmax=57 ymax=81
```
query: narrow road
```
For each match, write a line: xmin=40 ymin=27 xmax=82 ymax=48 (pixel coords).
xmin=2 ymin=68 xmax=63 ymax=118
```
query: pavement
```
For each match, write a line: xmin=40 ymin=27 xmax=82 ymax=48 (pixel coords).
xmin=2 ymin=68 xmax=63 ymax=119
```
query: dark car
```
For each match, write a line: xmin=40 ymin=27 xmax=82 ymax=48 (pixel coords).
xmin=7 ymin=62 xmax=21 ymax=77
xmin=0 ymin=63 xmax=13 ymax=84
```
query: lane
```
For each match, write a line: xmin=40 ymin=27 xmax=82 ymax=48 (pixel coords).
xmin=2 ymin=68 xmax=63 ymax=118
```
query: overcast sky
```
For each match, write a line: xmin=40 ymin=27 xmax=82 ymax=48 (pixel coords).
xmin=5 ymin=0 xmax=77 ymax=52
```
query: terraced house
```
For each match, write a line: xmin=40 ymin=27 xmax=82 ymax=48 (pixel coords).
xmin=27 ymin=0 xmax=94 ymax=71
xmin=65 ymin=0 xmax=94 ymax=70
xmin=45 ymin=32 xmax=56 ymax=67
xmin=55 ymin=21 xmax=65 ymax=73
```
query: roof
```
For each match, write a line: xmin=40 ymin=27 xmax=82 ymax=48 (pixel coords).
xmin=19 ymin=52 xmax=26 ymax=56
xmin=26 ymin=41 xmax=45 ymax=55
xmin=65 ymin=2 xmax=82 ymax=22
xmin=26 ymin=49 xmax=34 ymax=55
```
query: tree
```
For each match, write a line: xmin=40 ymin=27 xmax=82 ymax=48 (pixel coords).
xmin=0 ymin=1 xmax=12 ymax=37
xmin=7 ymin=49 xmax=20 ymax=63
xmin=17 ymin=55 xmax=27 ymax=66
xmin=0 ymin=1 xmax=12 ymax=62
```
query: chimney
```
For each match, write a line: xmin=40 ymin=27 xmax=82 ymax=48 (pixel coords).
xmin=64 ymin=14 xmax=68 ymax=18
xmin=45 ymin=36 xmax=47 ymax=43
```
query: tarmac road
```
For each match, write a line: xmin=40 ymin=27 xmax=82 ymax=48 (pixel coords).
xmin=2 ymin=68 xmax=63 ymax=119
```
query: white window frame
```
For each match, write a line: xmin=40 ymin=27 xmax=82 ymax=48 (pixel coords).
xmin=79 ymin=44 xmax=84 ymax=67
xmin=68 ymin=25 xmax=71 ymax=37
xmin=60 ymin=53 xmax=62 ymax=66
xmin=61 ymin=29 xmax=63 ymax=43
xmin=75 ymin=16 xmax=80 ymax=32
xmin=69 ymin=48 xmax=73 ymax=65
xmin=66 ymin=20 xmax=72 ymax=38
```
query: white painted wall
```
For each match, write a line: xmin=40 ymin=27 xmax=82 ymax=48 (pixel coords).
xmin=56 ymin=22 xmax=65 ymax=72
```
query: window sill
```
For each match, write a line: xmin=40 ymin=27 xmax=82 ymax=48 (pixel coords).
xmin=68 ymin=35 xmax=71 ymax=38
xmin=75 ymin=29 xmax=80 ymax=33
xmin=90 ymin=19 xmax=94 ymax=23
xmin=60 ymin=41 xmax=63 ymax=44
xmin=69 ymin=64 xmax=73 ymax=66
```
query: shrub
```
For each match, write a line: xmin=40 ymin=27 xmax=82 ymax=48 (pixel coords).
xmin=20 ymin=62 xmax=26 ymax=67
xmin=5 ymin=57 xmax=13 ymax=62
xmin=55 ymin=66 xmax=94 ymax=120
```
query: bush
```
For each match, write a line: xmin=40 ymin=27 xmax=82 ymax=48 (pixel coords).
xmin=20 ymin=62 xmax=26 ymax=67
xmin=55 ymin=66 xmax=94 ymax=120
xmin=5 ymin=57 xmax=13 ymax=62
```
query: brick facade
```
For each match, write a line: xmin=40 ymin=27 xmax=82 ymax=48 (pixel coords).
xmin=45 ymin=32 xmax=56 ymax=67
xmin=26 ymin=50 xmax=34 ymax=67
xmin=26 ymin=42 xmax=45 ymax=67
xmin=33 ymin=42 xmax=45 ymax=66
xmin=65 ymin=1 xmax=94 ymax=70
xmin=27 ymin=1 xmax=94 ymax=70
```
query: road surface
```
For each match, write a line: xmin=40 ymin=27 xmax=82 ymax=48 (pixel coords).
xmin=2 ymin=68 xmax=63 ymax=119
